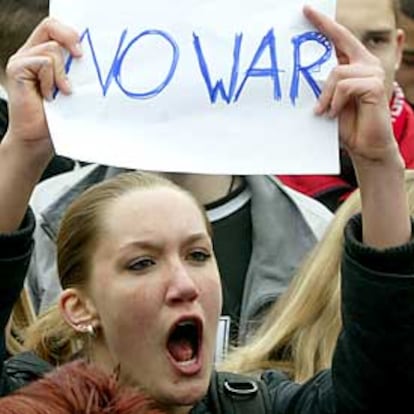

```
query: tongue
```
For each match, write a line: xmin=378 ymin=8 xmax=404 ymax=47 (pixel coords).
xmin=168 ymin=338 xmax=194 ymax=362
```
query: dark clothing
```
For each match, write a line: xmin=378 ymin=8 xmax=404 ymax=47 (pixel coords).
xmin=1 ymin=352 xmax=52 ymax=396
xmin=315 ymin=150 xmax=357 ymax=211
xmin=0 ymin=98 xmax=75 ymax=182
xmin=0 ymin=99 xmax=7 ymax=139
xmin=207 ymin=180 xmax=252 ymax=342
xmin=39 ymin=157 xmax=76 ymax=182
xmin=1 ymin=210 xmax=414 ymax=412
xmin=0 ymin=209 xmax=35 ymax=365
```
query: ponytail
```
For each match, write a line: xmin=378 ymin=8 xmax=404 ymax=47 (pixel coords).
xmin=24 ymin=304 xmax=85 ymax=366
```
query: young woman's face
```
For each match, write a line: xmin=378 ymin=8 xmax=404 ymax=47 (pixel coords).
xmin=86 ymin=187 xmax=222 ymax=408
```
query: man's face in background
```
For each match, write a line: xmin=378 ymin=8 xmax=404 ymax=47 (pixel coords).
xmin=396 ymin=11 xmax=414 ymax=106
xmin=336 ymin=0 xmax=404 ymax=101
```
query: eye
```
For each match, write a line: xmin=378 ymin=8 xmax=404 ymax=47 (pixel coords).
xmin=127 ymin=257 xmax=156 ymax=272
xmin=187 ymin=250 xmax=212 ymax=263
xmin=364 ymin=34 xmax=390 ymax=50
xmin=402 ymin=56 xmax=414 ymax=67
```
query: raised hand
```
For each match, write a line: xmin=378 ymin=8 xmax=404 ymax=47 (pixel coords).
xmin=4 ymin=17 xmax=82 ymax=160
xmin=0 ymin=18 xmax=82 ymax=232
xmin=307 ymin=5 xmax=401 ymax=168
xmin=306 ymin=5 xmax=409 ymax=248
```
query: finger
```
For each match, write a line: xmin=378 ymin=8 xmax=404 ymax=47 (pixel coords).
xmin=18 ymin=41 xmax=72 ymax=95
xmin=315 ymin=64 xmax=383 ymax=115
xmin=7 ymin=55 xmax=71 ymax=101
xmin=329 ymin=77 xmax=385 ymax=118
xmin=20 ymin=17 xmax=82 ymax=59
xmin=37 ymin=57 xmax=56 ymax=101
xmin=303 ymin=5 xmax=376 ymax=64
xmin=7 ymin=55 xmax=53 ymax=99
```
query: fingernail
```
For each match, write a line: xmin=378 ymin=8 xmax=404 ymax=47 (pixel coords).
xmin=314 ymin=103 xmax=322 ymax=114
xmin=64 ymin=77 xmax=72 ymax=94
xmin=74 ymin=42 xmax=83 ymax=56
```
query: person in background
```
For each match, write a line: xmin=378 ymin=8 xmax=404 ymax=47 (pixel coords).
xmin=396 ymin=0 xmax=414 ymax=108
xmin=223 ymin=170 xmax=414 ymax=382
xmin=0 ymin=0 xmax=75 ymax=181
xmin=278 ymin=0 xmax=414 ymax=212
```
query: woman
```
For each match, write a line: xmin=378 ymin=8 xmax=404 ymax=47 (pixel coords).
xmin=0 ymin=5 xmax=413 ymax=413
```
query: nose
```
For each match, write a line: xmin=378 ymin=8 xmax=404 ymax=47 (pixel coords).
xmin=165 ymin=259 xmax=200 ymax=305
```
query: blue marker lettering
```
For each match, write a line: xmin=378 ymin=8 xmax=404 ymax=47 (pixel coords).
xmin=290 ymin=31 xmax=332 ymax=105
xmin=235 ymin=29 xmax=282 ymax=102
xmin=193 ymin=33 xmax=242 ymax=104
xmin=60 ymin=28 xmax=128 ymax=98
xmin=115 ymin=30 xmax=179 ymax=99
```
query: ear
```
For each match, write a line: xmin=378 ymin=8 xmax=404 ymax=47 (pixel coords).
xmin=59 ymin=288 xmax=100 ymax=334
xmin=395 ymin=29 xmax=406 ymax=70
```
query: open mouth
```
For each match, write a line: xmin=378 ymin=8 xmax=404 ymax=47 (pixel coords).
xmin=167 ymin=318 xmax=202 ymax=368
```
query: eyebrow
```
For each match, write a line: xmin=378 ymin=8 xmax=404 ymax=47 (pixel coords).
xmin=402 ymin=49 xmax=414 ymax=57
xmin=362 ymin=29 xmax=393 ymax=37
xmin=118 ymin=232 xmax=211 ymax=253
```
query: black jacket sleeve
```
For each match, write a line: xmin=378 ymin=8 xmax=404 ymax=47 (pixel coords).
xmin=264 ymin=213 xmax=414 ymax=413
xmin=0 ymin=209 xmax=35 ymax=393
xmin=332 ymin=214 xmax=414 ymax=413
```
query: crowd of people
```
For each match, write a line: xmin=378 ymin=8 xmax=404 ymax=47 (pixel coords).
xmin=0 ymin=0 xmax=414 ymax=413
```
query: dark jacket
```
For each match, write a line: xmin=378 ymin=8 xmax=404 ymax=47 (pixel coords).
xmin=0 ymin=98 xmax=7 ymax=140
xmin=0 ymin=98 xmax=75 ymax=182
xmin=1 ymin=209 xmax=414 ymax=413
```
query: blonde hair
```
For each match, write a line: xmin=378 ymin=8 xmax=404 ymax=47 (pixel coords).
xmin=6 ymin=287 xmax=36 ymax=355
xmin=23 ymin=171 xmax=211 ymax=365
xmin=222 ymin=170 xmax=414 ymax=382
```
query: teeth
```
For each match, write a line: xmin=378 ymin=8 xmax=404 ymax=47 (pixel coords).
xmin=177 ymin=357 xmax=197 ymax=366
xmin=177 ymin=320 xmax=195 ymax=327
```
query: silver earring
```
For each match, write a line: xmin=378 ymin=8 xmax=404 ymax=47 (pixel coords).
xmin=79 ymin=324 xmax=96 ymax=337
xmin=81 ymin=324 xmax=97 ymax=363
xmin=86 ymin=324 xmax=96 ymax=337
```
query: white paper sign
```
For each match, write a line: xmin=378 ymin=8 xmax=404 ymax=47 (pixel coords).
xmin=46 ymin=0 xmax=338 ymax=174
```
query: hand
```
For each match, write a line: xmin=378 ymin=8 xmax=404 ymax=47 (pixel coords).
xmin=4 ymin=17 xmax=82 ymax=163
xmin=305 ymin=6 xmax=409 ymax=248
xmin=307 ymin=6 xmax=403 ymax=170
xmin=0 ymin=18 xmax=83 ymax=232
